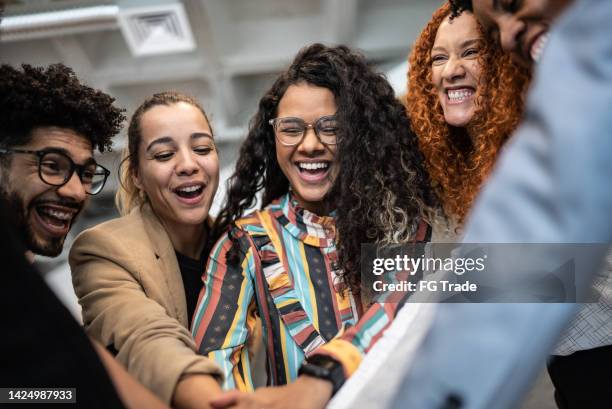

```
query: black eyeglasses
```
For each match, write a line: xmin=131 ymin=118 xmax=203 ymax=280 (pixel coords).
xmin=0 ymin=148 xmax=110 ymax=195
xmin=269 ymin=115 xmax=339 ymax=146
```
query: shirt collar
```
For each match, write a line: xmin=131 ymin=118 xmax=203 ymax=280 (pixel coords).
xmin=272 ymin=193 xmax=336 ymax=248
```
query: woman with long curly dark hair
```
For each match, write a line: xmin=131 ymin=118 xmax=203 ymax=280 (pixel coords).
xmin=191 ymin=43 xmax=434 ymax=409
xmin=407 ymin=3 xmax=530 ymax=232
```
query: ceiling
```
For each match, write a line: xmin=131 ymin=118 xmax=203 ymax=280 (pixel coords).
xmin=0 ymin=0 xmax=438 ymax=147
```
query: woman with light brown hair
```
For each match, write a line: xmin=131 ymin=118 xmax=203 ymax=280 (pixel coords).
xmin=407 ymin=2 xmax=531 ymax=231
xmin=70 ymin=92 xmax=224 ymax=409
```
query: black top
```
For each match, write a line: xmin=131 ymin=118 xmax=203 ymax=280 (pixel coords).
xmin=0 ymin=200 xmax=126 ymax=409
xmin=175 ymin=251 xmax=205 ymax=327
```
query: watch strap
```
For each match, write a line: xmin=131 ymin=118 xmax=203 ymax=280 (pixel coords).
xmin=298 ymin=355 xmax=346 ymax=396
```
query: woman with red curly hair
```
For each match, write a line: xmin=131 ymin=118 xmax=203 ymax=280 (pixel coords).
xmin=407 ymin=2 xmax=531 ymax=232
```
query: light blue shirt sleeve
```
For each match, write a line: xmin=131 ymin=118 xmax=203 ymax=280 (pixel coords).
xmin=390 ymin=0 xmax=612 ymax=408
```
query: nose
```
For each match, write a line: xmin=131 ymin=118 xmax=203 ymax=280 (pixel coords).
xmin=175 ymin=149 xmax=199 ymax=176
xmin=498 ymin=16 xmax=526 ymax=54
xmin=56 ymin=172 xmax=87 ymax=203
xmin=297 ymin=126 xmax=325 ymax=154
xmin=442 ymin=56 xmax=466 ymax=82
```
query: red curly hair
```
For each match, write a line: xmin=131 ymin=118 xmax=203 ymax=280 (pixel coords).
xmin=406 ymin=3 xmax=531 ymax=223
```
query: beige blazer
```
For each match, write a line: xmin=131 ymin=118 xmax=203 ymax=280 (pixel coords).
xmin=69 ymin=203 xmax=222 ymax=404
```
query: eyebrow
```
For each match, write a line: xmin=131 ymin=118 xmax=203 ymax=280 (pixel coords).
xmin=192 ymin=132 xmax=213 ymax=141
xmin=432 ymin=39 xmax=481 ymax=53
xmin=146 ymin=132 xmax=214 ymax=152
xmin=460 ymin=39 xmax=481 ymax=48
xmin=45 ymin=146 xmax=96 ymax=166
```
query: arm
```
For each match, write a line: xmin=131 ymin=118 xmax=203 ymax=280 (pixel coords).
xmin=208 ymin=287 xmax=405 ymax=409
xmin=307 ymin=302 xmax=402 ymax=380
xmin=94 ymin=337 xmax=223 ymax=409
xmin=173 ymin=375 xmax=223 ymax=409
xmin=308 ymin=223 xmax=431 ymax=380
xmin=191 ymin=230 xmax=259 ymax=391
xmin=91 ymin=338 xmax=169 ymax=409
xmin=70 ymin=228 xmax=222 ymax=406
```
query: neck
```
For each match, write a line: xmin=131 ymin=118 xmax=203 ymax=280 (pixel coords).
xmin=164 ymin=221 xmax=208 ymax=260
xmin=449 ymin=125 xmax=474 ymax=153
xmin=295 ymin=195 xmax=335 ymax=217
xmin=313 ymin=202 xmax=333 ymax=216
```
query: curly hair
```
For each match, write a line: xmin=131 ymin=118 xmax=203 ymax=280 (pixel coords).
xmin=406 ymin=3 xmax=530 ymax=223
xmin=449 ymin=0 xmax=473 ymax=16
xmin=215 ymin=43 xmax=436 ymax=296
xmin=116 ymin=91 xmax=212 ymax=216
xmin=0 ymin=63 xmax=124 ymax=153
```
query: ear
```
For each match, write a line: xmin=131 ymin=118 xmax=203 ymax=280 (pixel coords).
xmin=131 ymin=167 xmax=143 ymax=191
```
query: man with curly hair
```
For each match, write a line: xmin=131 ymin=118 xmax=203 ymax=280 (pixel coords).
xmin=0 ymin=62 xmax=169 ymax=408
xmin=0 ymin=63 xmax=124 ymax=257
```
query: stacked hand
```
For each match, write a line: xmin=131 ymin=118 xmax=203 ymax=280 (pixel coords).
xmin=210 ymin=375 xmax=333 ymax=409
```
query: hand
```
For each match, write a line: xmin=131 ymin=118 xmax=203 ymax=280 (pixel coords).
xmin=173 ymin=374 xmax=223 ymax=409
xmin=210 ymin=375 xmax=333 ymax=409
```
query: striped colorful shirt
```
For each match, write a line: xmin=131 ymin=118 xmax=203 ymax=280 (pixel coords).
xmin=191 ymin=193 xmax=429 ymax=390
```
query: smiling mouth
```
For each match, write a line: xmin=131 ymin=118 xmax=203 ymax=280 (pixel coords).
xmin=530 ymin=32 xmax=550 ymax=63
xmin=173 ymin=182 xmax=205 ymax=200
xmin=446 ymin=88 xmax=475 ymax=105
xmin=296 ymin=161 xmax=331 ymax=182
xmin=34 ymin=204 xmax=77 ymax=236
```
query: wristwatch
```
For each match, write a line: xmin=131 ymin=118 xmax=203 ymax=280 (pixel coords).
xmin=298 ymin=355 xmax=346 ymax=396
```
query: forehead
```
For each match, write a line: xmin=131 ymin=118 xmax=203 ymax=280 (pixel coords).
xmin=139 ymin=102 xmax=211 ymax=140
xmin=277 ymin=83 xmax=337 ymax=118
xmin=25 ymin=127 xmax=94 ymax=163
xmin=434 ymin=12 xmax=481 ymax=46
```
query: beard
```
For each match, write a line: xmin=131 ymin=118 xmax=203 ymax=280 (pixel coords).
xmin=1 ymin=189 xmax=76 ymax=257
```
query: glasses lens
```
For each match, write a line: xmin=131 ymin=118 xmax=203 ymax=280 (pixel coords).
xmin=275 ymin=118 xmax=305 ymax=145
xmin=316 ymin=116 xmax=339 ymax=144
xmin=88 ymin=166 xmax=108 ymax=195
xmin=39 ymin=151 xmax=71 ymax=186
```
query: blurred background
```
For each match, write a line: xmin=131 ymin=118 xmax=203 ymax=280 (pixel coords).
xmin=0 ymin=1 xmax=555 ymax=407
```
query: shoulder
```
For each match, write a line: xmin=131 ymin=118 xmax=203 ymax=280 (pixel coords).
xmin=69 ymin=207 xmax=153 ymax=267
xmin=234 ymin=211 xmax=266 ymax=235
xmin=208 ymin=207 xmax=278 ymax=262
xmin=74 ymin=208 xmax=147 ymax=247
xmin=234 ymin=198 xmax=286 ymax=235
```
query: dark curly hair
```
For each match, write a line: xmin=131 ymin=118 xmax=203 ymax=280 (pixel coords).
xmin=215 ymin=43 xmax=436 ymax=295
xmin=0 ymin=63 xmax=125 ymax=153
xmin=407 ymin=4 xmax=530 ymax=223
xmin=449 ymin=0 xmax=473 ymax=16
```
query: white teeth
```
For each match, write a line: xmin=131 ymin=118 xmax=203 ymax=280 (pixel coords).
xmin=448 ymin=89 xmax=474 ymax=101
xmin=40 ymin=208 xmax=72 ymax=220
xmin=298 ymin=162 xmax=329 ymax=170
xmin=530 ymin=33 xmax=550 ymax=63
xmin=177 ymin=185 xmax=201 ymax=193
